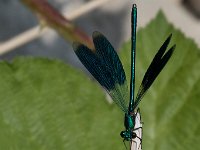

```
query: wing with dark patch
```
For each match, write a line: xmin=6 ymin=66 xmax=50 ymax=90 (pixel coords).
xmin=134 ymin=34 xmax=176 ymax=109
xmin=73 ymin=31 xmax=128 ymax=113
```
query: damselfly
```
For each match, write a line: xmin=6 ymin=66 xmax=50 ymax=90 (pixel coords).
xmin=73 ymin=4 xmax=175 ymax=150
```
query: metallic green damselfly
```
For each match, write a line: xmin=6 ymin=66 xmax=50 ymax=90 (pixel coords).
xmin=73 ymin=4 xmax=175 ymax=150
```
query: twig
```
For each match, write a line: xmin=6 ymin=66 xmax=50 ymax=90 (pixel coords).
xmin=0 ymin=26 xmax=41 ymax=55
xmin=0 ymin=0 xmax=110 ymax=55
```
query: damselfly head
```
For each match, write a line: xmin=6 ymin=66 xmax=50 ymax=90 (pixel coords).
xmin=120 ymin=130 xmax=137 ymax=141
xmin=120 ymin=130 xmax=129 ymax=141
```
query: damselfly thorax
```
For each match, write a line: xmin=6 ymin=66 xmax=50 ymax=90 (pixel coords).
xmin=120 ymin=109 xmax=142 ymax=140
xmin=121 ymin=109 xmax=143 ymax=150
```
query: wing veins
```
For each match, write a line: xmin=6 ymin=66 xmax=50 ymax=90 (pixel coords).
xmin=73 ymin=32 xmax=129 ymax=113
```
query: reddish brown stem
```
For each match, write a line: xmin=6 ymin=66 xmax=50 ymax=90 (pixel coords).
xmin=21 ymin=0 xmax=94 ymax=50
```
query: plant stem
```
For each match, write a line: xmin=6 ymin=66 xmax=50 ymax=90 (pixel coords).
xmin=21 ymin=0 xmax=94 ymax=49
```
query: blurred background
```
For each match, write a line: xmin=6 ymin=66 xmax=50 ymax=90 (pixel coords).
xmin=0 ymin=0 xmax=200 ymax=67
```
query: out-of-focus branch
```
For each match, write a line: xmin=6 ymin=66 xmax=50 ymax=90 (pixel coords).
xmin=0 ymin=26 xmax=41 ymax=55
xmin=0 ymin=0 xmax=110 ymax=55
xmin=21 ymin=0 xmax=94 ymax=49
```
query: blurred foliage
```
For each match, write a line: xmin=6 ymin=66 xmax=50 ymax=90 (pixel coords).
xmin=0 ymin=11 xmax=199 ymax=150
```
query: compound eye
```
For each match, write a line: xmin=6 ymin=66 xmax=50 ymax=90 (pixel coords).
xmin=120 ymin=131 xmax=126 ymax=138
xmin=132 ymin=132 xmax=137 ymax=139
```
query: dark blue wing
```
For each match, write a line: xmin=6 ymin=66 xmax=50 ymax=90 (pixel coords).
xmin=73 ymin=31 xmax=129 ymax=113
xmin=134 ymin=34 xmax=176 ymax=109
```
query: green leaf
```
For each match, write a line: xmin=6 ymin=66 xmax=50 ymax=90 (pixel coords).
xmin=0 ymin=58 xmax=123 ymax=150
xmin=0 ymin=11 xmax=199 ymax=150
